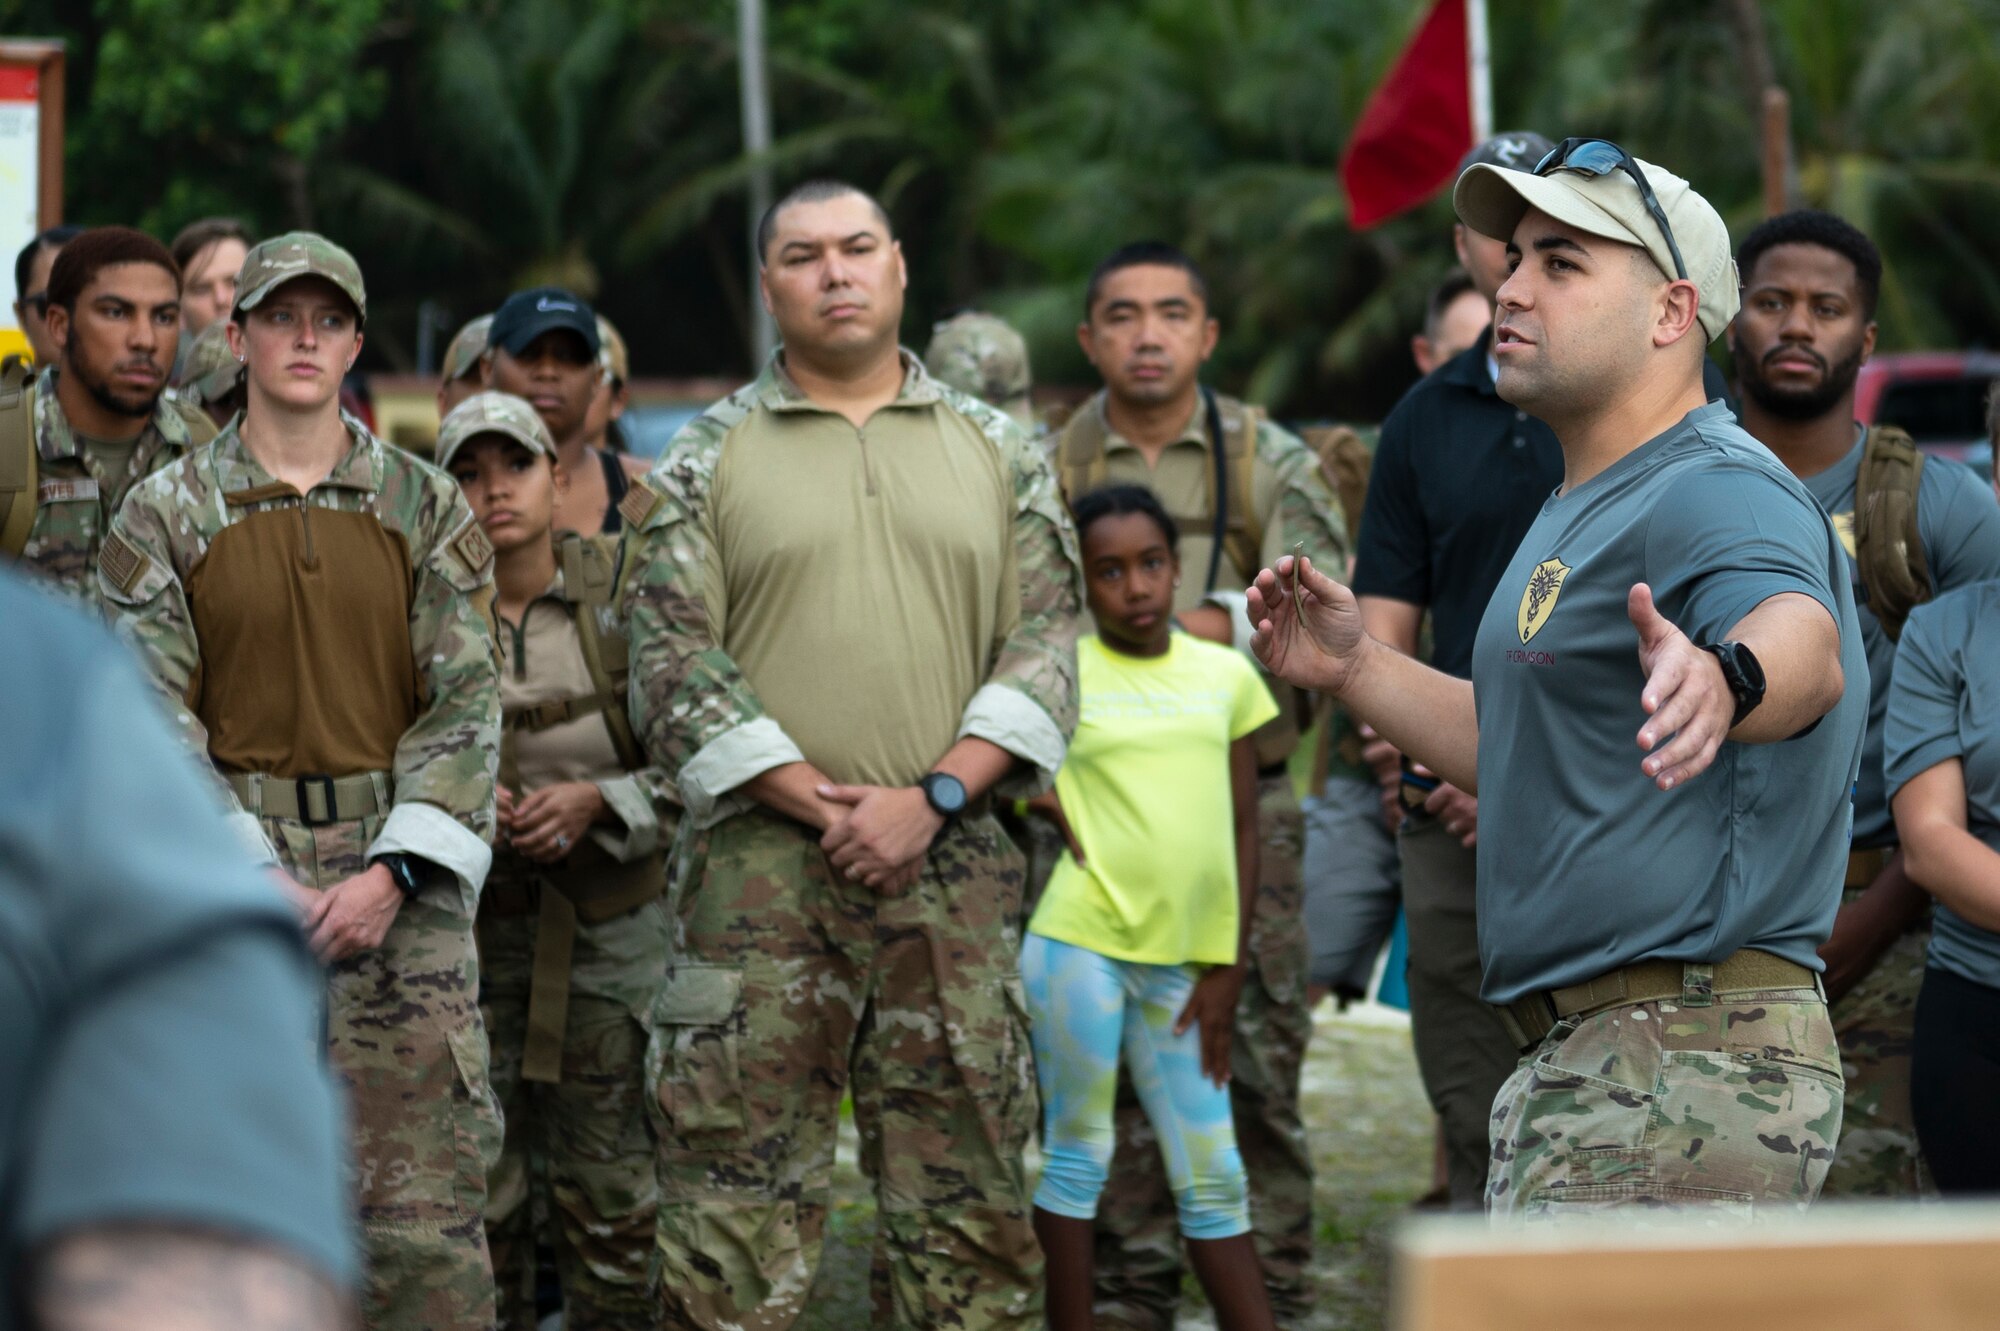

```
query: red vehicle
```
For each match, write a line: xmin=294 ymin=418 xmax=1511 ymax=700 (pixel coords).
xmin=1854 ymin=351 xmax=2000 ymax=470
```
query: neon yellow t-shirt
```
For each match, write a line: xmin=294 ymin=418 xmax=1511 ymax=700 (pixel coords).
xmin=1028 ymin=633 xmax=1278 ymax=965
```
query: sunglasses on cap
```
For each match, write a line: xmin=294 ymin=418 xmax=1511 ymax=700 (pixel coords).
xmin=1533 ymin=138 xmax=1688 ymax=282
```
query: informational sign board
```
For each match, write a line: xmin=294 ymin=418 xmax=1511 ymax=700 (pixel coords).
xmin=0 ymin=43 xmax=64 ymax=366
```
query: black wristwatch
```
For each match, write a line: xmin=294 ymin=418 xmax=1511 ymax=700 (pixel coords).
xmin=373 ymin=852 xmax=440 ymax=900
xmin=918 ymin=772 xmax=970 ymax=821
xmin=1703 ymin=640 xmax=1767 ymax=729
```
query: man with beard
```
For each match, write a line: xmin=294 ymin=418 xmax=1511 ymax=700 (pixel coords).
xmin=1 ymin=227 xmax=213 ymax=599
xmin=1729 ymin=210 xmax=2000 ymax=1196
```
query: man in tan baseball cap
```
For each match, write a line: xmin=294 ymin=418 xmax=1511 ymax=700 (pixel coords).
xmin=1244 ymin=140 xmax=1868 ymax=1220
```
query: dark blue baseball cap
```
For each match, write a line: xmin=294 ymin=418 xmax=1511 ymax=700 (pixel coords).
xmin=489 ymin=286 xmax=600 ymax=359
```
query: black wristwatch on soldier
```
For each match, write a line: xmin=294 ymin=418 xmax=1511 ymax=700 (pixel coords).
xmin=1702 ymin=640 xmax=1766 ymax=729
xmin=919 ymin=772 xmax=970 ymax=822
xmin=372 ymin=852 xmax=441 ymax=900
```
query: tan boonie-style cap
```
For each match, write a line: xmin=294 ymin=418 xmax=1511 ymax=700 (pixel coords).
xmin=234 ymin=231 xmax=368 ymax=321
xmin=179 ymin=321 xmax=245 ymax=405
xmin=596 ymin=314 xmax=629 ymax=385
xmin=441 ymin=313 xmax=494 ymax=382
xmin=1454 ymin=151 xmax=1739 ymax=340
xmin=924 ymin=310 xmax=1033 ymax=426
xmin=435 ymin=391 xmax=556 ymax=470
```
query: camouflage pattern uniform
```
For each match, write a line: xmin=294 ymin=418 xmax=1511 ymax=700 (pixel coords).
xmin=443 ymin=313 xmax=496 ymax=384
xmin=924 ymin=311 xmax=1036 ymax=430
xmin=436 ymin=391 xmax=677 ymax=1329
xmin=1487 ymin=972 xmax=1843 ymax=1219
xmin=621 ymin=355 xmax=1081 ymax=1330
xmin=1822 ymin=887 xmax=1933 ymax=1196
xmin=102 ymin=234 xmax=504 ymax=1331
xmin=176 ymin=321 xmax=247 ymax=417
xmin=12 ymin=363 xmax=213 ymax=610
xmin=1054 ymin=393 xmax=1344 ymax=1329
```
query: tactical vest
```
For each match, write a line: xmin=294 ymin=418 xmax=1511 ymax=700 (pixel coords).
xmin=1056 ymin=391 xmax=1302 ymax=770
xmin=487 ymin=530 xmax=665 ymax=1083
xmin=1853 ymin=424 xmax=1930 ymax=642
xmin=0 ymin=381 xmax=218 ymax=560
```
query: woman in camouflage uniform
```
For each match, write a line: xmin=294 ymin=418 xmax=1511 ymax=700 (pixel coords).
xmin=440 ymin=390 xmax=676 ymax=1330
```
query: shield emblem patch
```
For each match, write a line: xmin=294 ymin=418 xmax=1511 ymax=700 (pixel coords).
xmin=1517 ymin=557 xmax=1572 ymax=644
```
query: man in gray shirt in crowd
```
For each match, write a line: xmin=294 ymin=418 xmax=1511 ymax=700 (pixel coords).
xmin=1246 ymin=140 xmax=1866 ymax=1218
xmin=1728 ymin=209 xmax=2000 ymax=1198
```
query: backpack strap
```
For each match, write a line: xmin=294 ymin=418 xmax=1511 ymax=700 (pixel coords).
xmin=0 ymin=354 xmax=32 ymax=392
xmin=0 ymin=382 xmax=39 ymax=560
xmin=1212 ymin=393 xmax=1264 ymax=588
xmin=1854 ymin=424 xmax=1930 ymax=642
xmin=1055 ymin=403 xmax=1112 ymax=506
xmin=560 ymin=532 xmax=645 ymax=771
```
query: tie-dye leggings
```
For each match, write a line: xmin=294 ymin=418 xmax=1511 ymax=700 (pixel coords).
xmin=1020 ymin=932 xmax=1252 ymax=1239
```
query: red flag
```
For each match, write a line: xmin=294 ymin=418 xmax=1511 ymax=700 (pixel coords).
xmin=1339 ymin=0 xmax=1475 ymax=230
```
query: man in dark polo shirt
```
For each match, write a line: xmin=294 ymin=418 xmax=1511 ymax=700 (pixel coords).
xmin=1350 ymin=131 xmax=1557 ymax=1208
xmin=1252 ymin=141 xmax=1864 ymax=1219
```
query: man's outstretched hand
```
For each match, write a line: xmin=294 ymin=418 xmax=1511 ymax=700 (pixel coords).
xmin=1629 ymin=582 xmax=1734 ymax=791
xmin=1247 ymin=554 xmax=1367 ymax=695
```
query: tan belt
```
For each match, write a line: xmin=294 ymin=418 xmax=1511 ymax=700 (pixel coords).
xmin=481 ymin=852 xmax=664 ymax=1084
xmin=503 ymin=692 xmax=620 ymax=734
xmin=1847 ymin=846 xmax=1891 ymax=889
xmin=228 ymin=770 xmax=390 ymax=824
xmin=1496 ymin=949 xmax=1819 ymax=1053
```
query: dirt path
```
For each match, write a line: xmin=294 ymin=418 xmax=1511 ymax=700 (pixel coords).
xmin=797 ymin=1006 xmax=1434 ymax=1329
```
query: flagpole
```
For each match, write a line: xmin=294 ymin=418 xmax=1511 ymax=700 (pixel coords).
xmin=1466 ymin=0 xmax=1493 ymax=143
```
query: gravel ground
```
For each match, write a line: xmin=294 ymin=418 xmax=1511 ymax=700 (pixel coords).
xmin=796 ymin=1004 xmax=1433 ymax=1330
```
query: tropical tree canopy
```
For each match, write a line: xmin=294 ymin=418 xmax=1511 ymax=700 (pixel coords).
xmin=16 ymin=0 xmax=2000 ymax=418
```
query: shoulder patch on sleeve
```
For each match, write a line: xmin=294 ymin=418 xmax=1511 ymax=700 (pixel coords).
xmin=620 ymin=477 xmax=666 ymax=531
xmin=452 ymin=520 xmax=495 ymax=578
xmin=99 ymin=530 xmax=151 ymax=597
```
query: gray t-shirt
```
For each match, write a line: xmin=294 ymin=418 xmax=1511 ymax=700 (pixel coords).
xmin=1884 ymin=581 xmax=2000 ymax=986
xmin=0 ymin=571 xmax=354 ymax=1317
xmin=1472 ymin=402 xmax=1868 ymax=1004
xmin=1802 ymin=430 xmax=2000 ymax=846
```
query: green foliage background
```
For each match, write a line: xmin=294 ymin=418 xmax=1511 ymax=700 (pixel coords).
xmin=13 ymin=0 xmax=2000 ymax=417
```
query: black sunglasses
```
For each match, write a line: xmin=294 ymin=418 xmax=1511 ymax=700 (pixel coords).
xmin=1532 ymin=138 xmax=1688 ymax=282
xmin=21 ymin=292 xmax=48 ymax=316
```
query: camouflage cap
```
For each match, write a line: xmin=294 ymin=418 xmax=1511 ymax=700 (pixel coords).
xmin=596 ymin=314 xmax=629 ymax=385
xmin=435 ymin=391 xmax=556 ymax=469
xmin=179 ymin=321 xmax=245 ymax=406
xmin=924 ymin=310 xmax=1033 ymax=426
xmin=234 ymin=231 xmax=367 ymax=321
xmin=441 ymin=313 xmax=494 ymax=383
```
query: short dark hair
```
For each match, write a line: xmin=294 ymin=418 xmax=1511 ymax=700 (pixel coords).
xmin=170 ymin=217 xmax=252 ymax=275
xmin=14 ymin=225 xmax=82 ymax=302
xmin=1084 ymin=241 xmax=1209 ymax=320
xmin=755 ymin=181 xmax=893 ymax=266
xmin=45 ymin=227 xmax=180 ymax=313
xmin=1423 ymin=268 xmax=1480 ymax=341
xmin=1070 ymin=483 xmax=1180 ymax=552
xmin=1736 ymin=210 xmax=1883 ymax=319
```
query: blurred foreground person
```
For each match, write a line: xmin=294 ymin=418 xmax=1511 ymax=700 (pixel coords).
xmin=441 ymin=392 xmax=677 ymax=1328
xmin=4 ymin=228 xmax=214 ymax=602
xmin=1731 ymin=210 xmax=2000 ymax=1198
xmin=1255 ymin=141 xmax=1864 ymax=1219
xmin=622 ymin=179 xmax=1080 ymax=1329
xmin=102 ymin=233 xmax=504 ymax=1328
xmin=1 ymin=568 xmax=352 ymax=1331
xmin=1054 ymin=239 xmax=1342 ymax=1326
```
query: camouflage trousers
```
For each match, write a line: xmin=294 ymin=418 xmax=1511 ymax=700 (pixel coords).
xmin=1093 ymin=775 xmax=1314 ymax=1329
xmin=1487 ymin=972 xmax=1843 ymax=1220
xmin=268 ymin=813 xmax=502 ymax=1330
xmin=1820 ymin=887 xmax=1934 ymax=1198
xmin=477 ymin=892 xmax=669 ymax=1329
xmin=648 ymin=808 xmax=1041 ymax=1330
